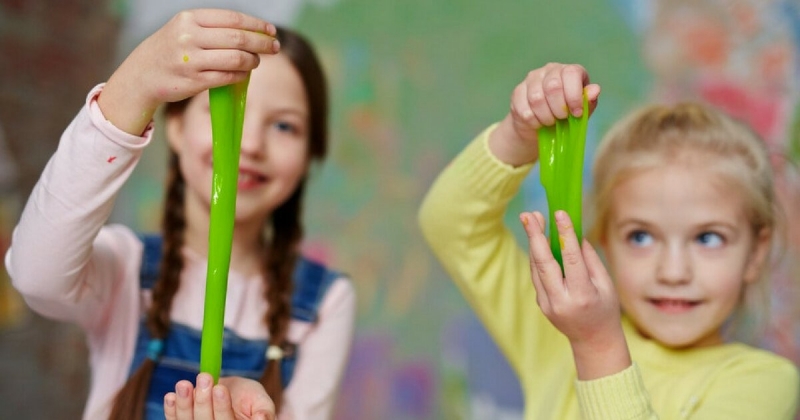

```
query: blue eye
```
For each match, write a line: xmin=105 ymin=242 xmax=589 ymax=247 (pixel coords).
xmin=274 ymin=121 xmax=297 ymax=133
xmin=627 ymin=230 xmax=653 ymax=247
xmin=697 ymin=232 xmax=724 ymax=248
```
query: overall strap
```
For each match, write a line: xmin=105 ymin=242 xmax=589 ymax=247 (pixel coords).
xmin=135 ymin=234 xmax=340 ymax=390
xmin=139 ymin=233 xmax=340 ymax=320
xmin=138 ymin=233 xmax=163 ymax=290
xmin=290 ymin=257 xmax=340 ymax=323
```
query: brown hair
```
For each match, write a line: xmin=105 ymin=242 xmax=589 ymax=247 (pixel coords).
xmin=587 ymin=102 xmax=778 ymax=339
xmin=109 ymin=26 xmax=328 ymax=419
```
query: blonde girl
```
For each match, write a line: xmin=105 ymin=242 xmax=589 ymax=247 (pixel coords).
xmin=419 ymin=62 xmax=798 ymax=419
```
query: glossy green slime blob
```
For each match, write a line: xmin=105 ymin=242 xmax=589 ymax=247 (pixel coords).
xmin=537 ymin=93 xmax=589 ymax=273
xmin=200 ymin=78 xmax=250 ymax=383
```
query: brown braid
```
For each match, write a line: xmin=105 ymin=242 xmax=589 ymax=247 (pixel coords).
xmin=258 ymin=183 xmax=306 ymax=411
xmin=254 ymin=26 xmax=329 ymax=412
xmin=108 ymin=152 xmax=187 ymax=419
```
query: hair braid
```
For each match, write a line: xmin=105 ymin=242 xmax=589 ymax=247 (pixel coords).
xmin=258 ymin=183 xmax=306 ymax=412
xmin=109 ymin=153 xmax=187 ymax=419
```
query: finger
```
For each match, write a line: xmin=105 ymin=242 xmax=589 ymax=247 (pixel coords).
xmin=211 ymin=385 xmax=236 ymax=420
xmin=510 ymin=78 xmax=539 ymax=130
xmin=585 ymin=83 xmax=601 ymax=115
xmin=250 ymin=394 xmax=277 ymax=420
xmin=175 ymin=380 xmax=195 ymax=419
xmin=190 ymin=9 xmax=276 ymax=36
xmin=560 ymin=64 xmax=590 ymax=117
xmin=520 ymin=210 xmax=564 ymax=299
xmin=542 ymin=66 xmax=569 ymax=120
xmin=528 ymin=74 xmax=556 ymax=127
xmin=187 ymin=48 xmax=261 ymax=73
xmin=165 ymin=393 xmax=178 ymax=420
xmin=192 ymin=28 xmax=280 ymax=55
xmin=520 ymin=213 xmax=549 ymax=309
xmin=553 ymin=210 xmax=593 ymax=295
xmin=193 ymin=373 xmax=215 ymax=420
xmin=582 ymin=239 xmax=613 ymax=293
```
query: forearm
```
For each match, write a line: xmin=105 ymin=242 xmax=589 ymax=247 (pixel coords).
xmin=6 ymin=86 xmax=150 ymax=314
xmin=418 ymin=124 xmax=562 ymax=370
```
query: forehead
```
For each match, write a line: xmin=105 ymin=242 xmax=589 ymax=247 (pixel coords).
xmin=191 ymin=53 xmax=307 ymax=113
xmin=609 ymin=163 xmax=749 ymax=227
xmin=250 ymin=53 xmax=306 ymax=104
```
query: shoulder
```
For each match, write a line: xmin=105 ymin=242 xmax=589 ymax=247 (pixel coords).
xmin=714 ymin=344 xmax=799 ymax=403
xmin=723 ymin=344 xmax=798 ymax=381
xmin=292 ymin=257 xmax=355 ymax=321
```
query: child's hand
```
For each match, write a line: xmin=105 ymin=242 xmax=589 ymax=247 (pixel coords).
xmin=489 ymin=63 xmax=600 ymax=167
xmin=99 ymin=9 xmax=281 ymax=135
xmin=520 ymin=210 xmax=631 ymax=380
xmin=164 ymin=373 xmax=276 ymax=420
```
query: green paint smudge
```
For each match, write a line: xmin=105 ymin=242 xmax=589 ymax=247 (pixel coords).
xmin=200 ymin=77 xmax=250 ymax=383
xmin=538 ymin=93 xmax=589 ymax=273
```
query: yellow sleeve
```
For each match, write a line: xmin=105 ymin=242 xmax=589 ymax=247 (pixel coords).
xmin=575 ymin=363 xmax=658 ymax=420
xmin=417 ymin=124 xmax=567 ymax=378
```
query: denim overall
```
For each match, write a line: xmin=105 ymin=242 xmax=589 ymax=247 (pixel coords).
xmin=127 ymin=235 xmax=339 ymax=419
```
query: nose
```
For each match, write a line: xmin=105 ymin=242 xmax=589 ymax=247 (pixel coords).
xmin=239 ymin=119 xmax=266 ymax=158
xmin=656 ymin=242 xmax=691 ymax=285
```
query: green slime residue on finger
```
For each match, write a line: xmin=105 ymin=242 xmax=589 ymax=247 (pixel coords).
xmin=200 ymin=77 xmax=250 ymax=383
xmin=537 ymin=93 xmax=589 ymax=273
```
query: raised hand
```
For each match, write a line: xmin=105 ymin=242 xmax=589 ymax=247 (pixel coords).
xmin=99 ymin=9 xmax=281 ymax=135
xmin=519 ymin=210 xmax=631 ymax=380
xmin=490 ymin=63 xmax=600 ymax=167
xmin=164 ymin=373 xmax=276 ymax=420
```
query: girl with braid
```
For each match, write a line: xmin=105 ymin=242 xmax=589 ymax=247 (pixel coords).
xmin=5 ymin=9 xmax=355 ymax=420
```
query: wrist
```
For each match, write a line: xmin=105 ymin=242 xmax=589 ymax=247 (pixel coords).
xmin=488 ymin=115 xmax=539 ymax=167
xmin=570 ymin=328 xmax=632 ymax=381
xmin=98 ymin=63 xmax=159 ymax=137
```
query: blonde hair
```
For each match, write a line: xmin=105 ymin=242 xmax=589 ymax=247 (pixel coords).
xmin=587 ymin=102 xmax=778 ymax=340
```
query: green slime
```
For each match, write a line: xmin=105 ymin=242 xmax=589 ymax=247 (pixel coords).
xmin=537 ymin=93 xmax=589 ymax=273
xmin=200 ymin=78 xmax=250 ymax=382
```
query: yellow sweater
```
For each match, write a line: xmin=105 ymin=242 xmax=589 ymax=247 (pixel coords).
xmin=418 ymin=125 xmax=799 ymax=420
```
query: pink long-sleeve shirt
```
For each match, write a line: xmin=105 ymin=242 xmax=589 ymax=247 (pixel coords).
xmin=5 ymin=85 xmax=356 ymax=420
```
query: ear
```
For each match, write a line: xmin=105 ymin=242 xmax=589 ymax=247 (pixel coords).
xmin=165 ymin=111 xmax=184 ymax=153
xmin=743 ymin=227 xmax=772 ymax=284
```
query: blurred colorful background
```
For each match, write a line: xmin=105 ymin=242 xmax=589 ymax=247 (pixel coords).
xmin=1 ymin=0 xmax=799 ymax=418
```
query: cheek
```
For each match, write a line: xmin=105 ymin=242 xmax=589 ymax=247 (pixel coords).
xmin=273 ymin=143 xmax=309 ymax=177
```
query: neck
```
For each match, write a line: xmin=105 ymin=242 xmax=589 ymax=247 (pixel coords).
xmin=183 ymin=196 xmax=267 ymax=278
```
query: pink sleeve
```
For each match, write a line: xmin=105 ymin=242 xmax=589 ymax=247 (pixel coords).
xmin=5 ymin=84 xmax=153 ymax=332
xmin=281 ymin=277 xmax=356 ymax=420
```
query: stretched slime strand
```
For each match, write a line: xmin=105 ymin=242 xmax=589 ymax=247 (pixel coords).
xmin=537 ymin=92 xmax=589 ymax=273
xmin=200 ymin=78 xmax=250 ymax=383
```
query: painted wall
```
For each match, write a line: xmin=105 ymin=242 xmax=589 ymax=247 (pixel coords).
xmin=2 ymin=0 xmax=799 ymax=419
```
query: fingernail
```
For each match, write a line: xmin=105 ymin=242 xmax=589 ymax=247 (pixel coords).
xmin=165 ymin=395 xmax=175 ymax=407
xmin=177 ymin=383 xmax=190 ymax=398
xmin=272 ymin=39 xmax=281 ymax=51
xmin=555 ymin=210 xmax=568 ymax=224
xmin=198 ymin=374 xmax=211 ymax=390
xmin=571 ymin=107 xmax=583 ymax=117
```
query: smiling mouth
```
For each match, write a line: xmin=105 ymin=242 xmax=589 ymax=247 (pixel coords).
xmin=237 ymin=171 xmax=268 ymax=189
xmin=649 ymin=298 xmax=701 ymax=313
